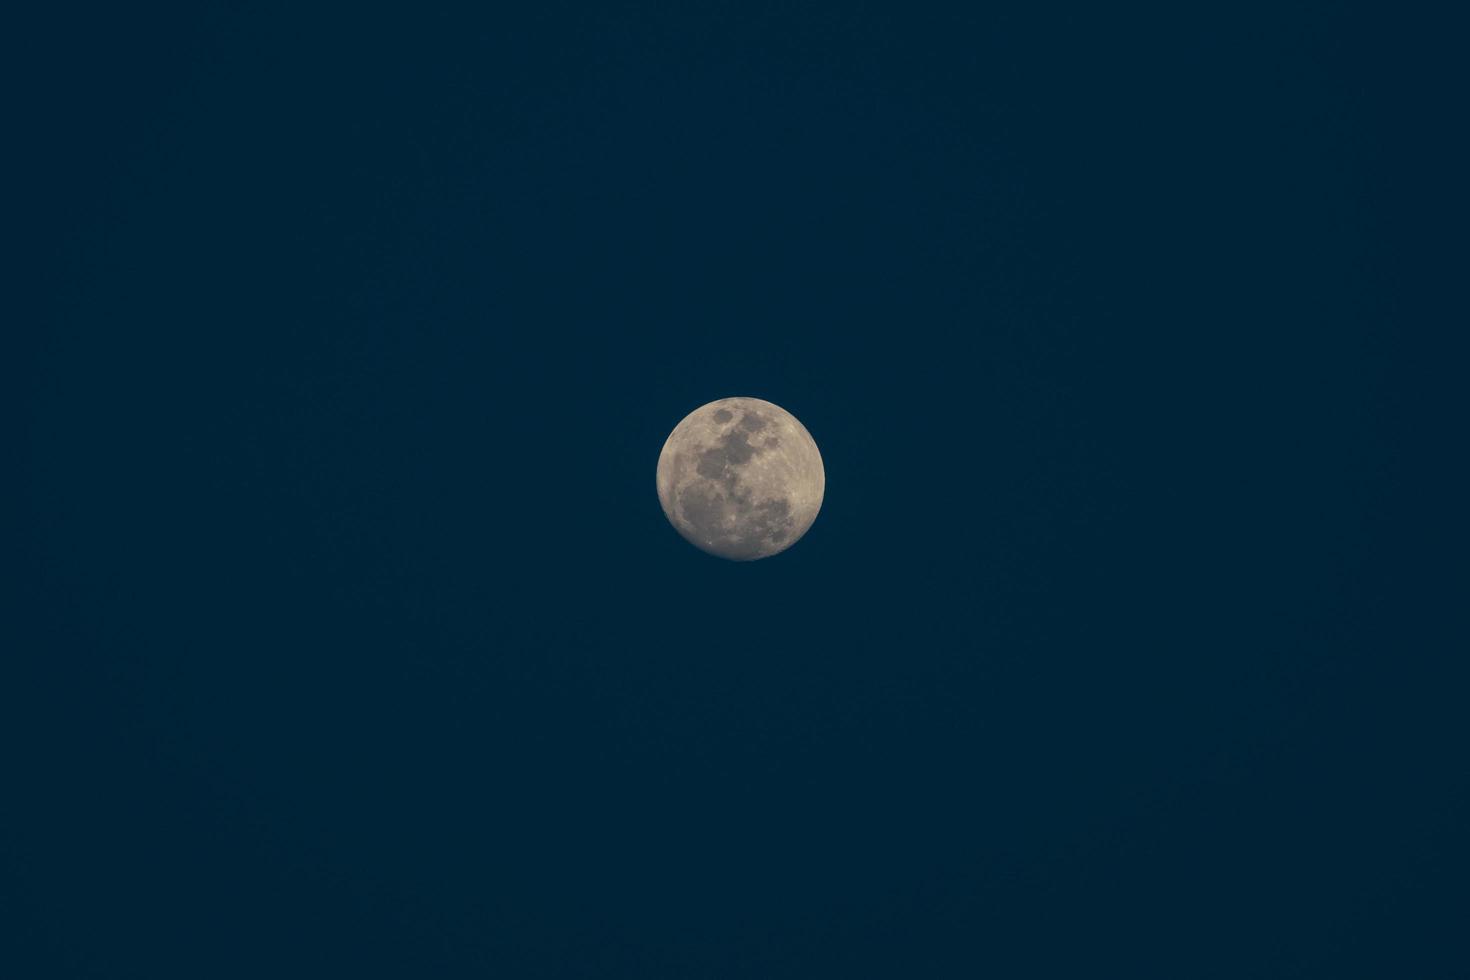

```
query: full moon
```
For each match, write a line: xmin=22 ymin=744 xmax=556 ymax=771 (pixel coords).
xmin=656 ymin=397 xmax=825 ymax=561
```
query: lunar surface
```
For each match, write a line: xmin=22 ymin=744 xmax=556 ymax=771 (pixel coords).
xmin=657 ymin=397 xmax=825 ymax=561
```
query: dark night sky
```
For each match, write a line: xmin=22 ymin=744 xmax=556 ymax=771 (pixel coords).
xmin=11 ymin=4 xmax=1461 ymax=977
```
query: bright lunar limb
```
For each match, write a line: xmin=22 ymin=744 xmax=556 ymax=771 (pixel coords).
xmin=656 ymin=397 xmax=825 ymax=561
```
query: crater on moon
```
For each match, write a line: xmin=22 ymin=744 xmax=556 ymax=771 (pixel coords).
xmin=656 ymin=397 xmax=825 ymax=561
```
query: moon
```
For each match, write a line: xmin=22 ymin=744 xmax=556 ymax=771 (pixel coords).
xmin=656 ymin=397 xmax=825 ymax=561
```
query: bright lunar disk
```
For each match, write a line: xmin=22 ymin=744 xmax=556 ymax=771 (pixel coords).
xmin=657 ymin=397 xmax=825 ymax=561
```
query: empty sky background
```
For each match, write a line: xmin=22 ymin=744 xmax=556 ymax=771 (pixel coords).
xmin=12 ymin=4 xmax=1460 ymax=977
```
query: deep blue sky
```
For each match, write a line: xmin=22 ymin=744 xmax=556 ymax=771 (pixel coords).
xmin=12 ymin=4 xmax=1459 ymax=977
